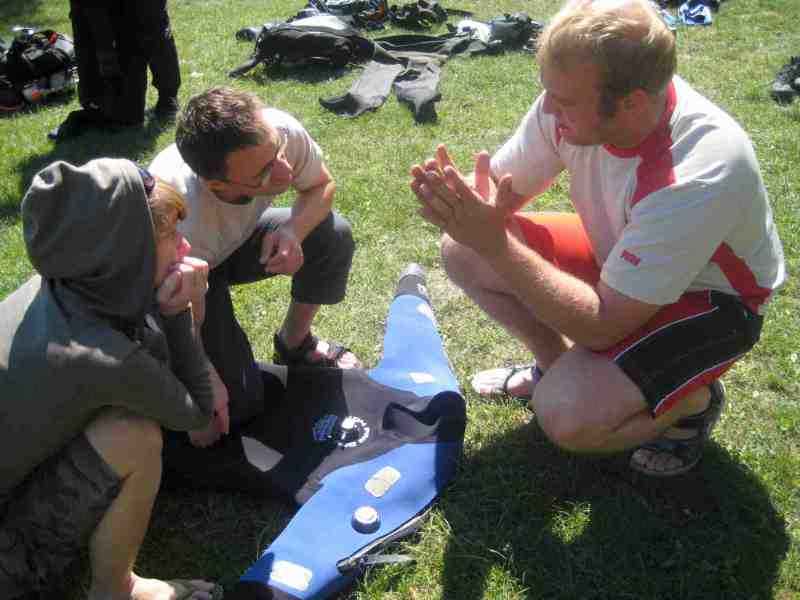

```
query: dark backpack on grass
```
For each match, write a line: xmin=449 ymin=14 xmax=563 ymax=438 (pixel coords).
xmin=229 ymin=23 xmax=375 ymax=76
xmin=389 ymin=1 xmax=448 ymax=29
xmin=487 ymin=13 xmax=543 ymax=51
xmin=2 ymin=29 xmax=75 ymax=86
xmin=0 ymin=28 xmax=75 ymax=113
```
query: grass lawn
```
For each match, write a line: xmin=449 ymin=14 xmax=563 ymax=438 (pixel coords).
xmin=1 ymin=0 xmax=798 ymax=598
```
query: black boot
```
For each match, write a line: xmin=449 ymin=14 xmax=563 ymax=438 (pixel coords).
xmin=47 ymin=108 xmax=103 ymax=140
xmin=770 ymin=56 xmax=800 ymax=105
xmin=148 ymin=96 xmax=179 ymax=120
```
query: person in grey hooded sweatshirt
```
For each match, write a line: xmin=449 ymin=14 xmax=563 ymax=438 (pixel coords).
xmin=0 ymin=158 xmax=221 ymax=600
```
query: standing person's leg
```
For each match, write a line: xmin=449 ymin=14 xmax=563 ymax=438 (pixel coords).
xmin=69 ymin=0 xmax=101 ymax=112
xmin=113 ymin=3 xmax=148 ymax=127
xmin=49 ymin=0 xmax=106 ymax=139
xmin=140 ymin=0 xmax=181 ymax=117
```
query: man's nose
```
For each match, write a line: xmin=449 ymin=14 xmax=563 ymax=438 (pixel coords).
xmin=542 ymin=92 xmax=555 ymax=115
xmin=177 ymin=235 xmax=191 ymax=259
xmin=269 ymin=156 xmax=293 ymax=184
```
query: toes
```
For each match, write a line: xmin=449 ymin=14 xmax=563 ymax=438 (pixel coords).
xmin=340 ymin=351 xmax=363 ymax=369
xmin=631 ymin=448 xmax=682 ymax=474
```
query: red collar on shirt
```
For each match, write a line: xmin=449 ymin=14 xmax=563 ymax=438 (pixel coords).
xmin=603 ymin=80 xmax=677 ymax=159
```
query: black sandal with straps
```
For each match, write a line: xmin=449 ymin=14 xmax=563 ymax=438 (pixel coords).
xmin=273 ymin=332 xmax=353 ymax=368
xmin=630 ymin=380 xmax=727 ymax=478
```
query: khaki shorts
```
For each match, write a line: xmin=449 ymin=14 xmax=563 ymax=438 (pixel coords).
xmin=0 ymin=434 xmax=121 ymax=598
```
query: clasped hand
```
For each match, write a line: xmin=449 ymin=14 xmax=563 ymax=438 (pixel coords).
xmin=188 ymin=365 xmax=230 ymax=449
xmin=410 ymin=144 xmax=516 ymax=255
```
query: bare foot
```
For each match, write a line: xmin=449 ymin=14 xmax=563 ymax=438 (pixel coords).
xmin=129 ymin=575 xmax=215 ymax=600
xmin=629 ymin=425 xmax=699 ymax=474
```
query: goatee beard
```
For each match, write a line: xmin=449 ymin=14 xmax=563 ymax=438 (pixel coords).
xmin=228 ymin=195 xmax=254 ymax=205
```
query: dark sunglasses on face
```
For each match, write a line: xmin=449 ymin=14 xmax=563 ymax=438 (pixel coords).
xmin=137 ymin=166 xmax=156 ymax=198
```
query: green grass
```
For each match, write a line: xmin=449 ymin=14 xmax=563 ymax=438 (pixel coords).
xmin=1 ymin=0 xmax=798 ymax=598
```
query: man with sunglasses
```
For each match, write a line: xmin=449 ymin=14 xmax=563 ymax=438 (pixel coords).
xmin=149 ymin=86 xmax=360 ymax=450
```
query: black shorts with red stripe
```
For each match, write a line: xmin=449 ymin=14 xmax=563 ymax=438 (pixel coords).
xmin=602 ymin=290 xmax=763 ymax=416
xmin=514 ymin=212 xmax=766 ymax=417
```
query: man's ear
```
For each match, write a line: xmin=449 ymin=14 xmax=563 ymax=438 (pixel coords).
xmin=621 ymin=88 xmax=649 ymax=113
xmin=205 ymin=178 xmax=226 ymax=195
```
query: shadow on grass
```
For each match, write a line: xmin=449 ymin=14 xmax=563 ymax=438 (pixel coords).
xmin=233 ymin=61 xmax=361 ymax=86
xmin=0 ymin=0 xmax=47 ymax=23
xmin=2 ymin=114 xmax=173 ymax=223
xmin=438 ymin=420 xmax=790 ymax=600
xmin=58 ymin=399 xmax=790 ymax=599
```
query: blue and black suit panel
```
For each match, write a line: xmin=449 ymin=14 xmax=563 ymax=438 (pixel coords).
xmin=228 ymin=267 xmax=466 ymax=599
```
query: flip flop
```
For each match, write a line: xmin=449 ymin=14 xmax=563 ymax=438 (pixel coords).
xmin=470 ymin=363 xmax=543 ymax=400
xmin=630 ymin=380 xmax=727 ymax=478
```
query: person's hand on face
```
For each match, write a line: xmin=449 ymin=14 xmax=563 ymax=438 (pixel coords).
xmin=157 ymin=256 xmax=210 ymax=317
xmin=260 ymin=225 xmax=304 ymax=275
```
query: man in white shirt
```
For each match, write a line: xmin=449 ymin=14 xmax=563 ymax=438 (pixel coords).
xmin=151 ymin=87 xmax=360 ymax=439
xmin=411 ymin=0 xmax=784 ymax=477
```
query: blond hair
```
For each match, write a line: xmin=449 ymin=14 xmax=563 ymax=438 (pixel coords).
xmin=148 ymin=180 xmax=187 ymax=239
xmin=537 ymin=0 xmax=676 ymax=117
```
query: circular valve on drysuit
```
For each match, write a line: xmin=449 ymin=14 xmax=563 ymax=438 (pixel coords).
xmin=335 ymin=416 xmax=367 ymax=446
xmin=352 ymin=505 xmax=380 ymax=534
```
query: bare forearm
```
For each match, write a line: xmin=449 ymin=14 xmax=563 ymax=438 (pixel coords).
xmin=287 ymin=179 xmax=335 ymax=241
xmin=485 ymin=233 xmax=630 ymax=350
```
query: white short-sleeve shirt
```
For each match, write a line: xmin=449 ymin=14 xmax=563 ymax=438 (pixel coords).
xmin=491 ymin=76 xmax=785 ymax=313
xmin=149 ymin=108 xmax=325 ymax=268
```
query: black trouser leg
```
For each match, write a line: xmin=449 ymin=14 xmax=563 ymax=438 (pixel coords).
xmin=137 ymin=0 xmax=181 ymax=101
xmin=68 ymin=0 xmax=102 ymax=110
xmin=200 ymin=266 xmax=265 ymax=428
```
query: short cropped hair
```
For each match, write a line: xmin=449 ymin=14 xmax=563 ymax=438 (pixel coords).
xmin=175 ymin=87 xmax=270 ymax=180
xmin=148 ymin=180 xmax=187 ymax=239
xmin=537 ymin=0 xmax=677 ymax=117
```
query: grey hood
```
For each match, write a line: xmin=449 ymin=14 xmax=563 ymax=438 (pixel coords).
xmin=1 ymin=159 xmax=213 ymax=493
xmin=22 ymin=158 xmax=156 ymax=322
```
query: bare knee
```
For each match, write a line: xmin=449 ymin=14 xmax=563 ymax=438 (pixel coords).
xmin=85 ymin=408 xmax=163 ymax=476
xmin=533 ymin=400 xmax=585 ymax=452
xmin=441 ymin=234 xmax=477 ymax=289
xmin=531 ymin=377 xmax=594 ymax=452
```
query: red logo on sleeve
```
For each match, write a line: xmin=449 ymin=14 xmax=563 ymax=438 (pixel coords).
xmin=621 ymin=249 xmax=641 ymax=266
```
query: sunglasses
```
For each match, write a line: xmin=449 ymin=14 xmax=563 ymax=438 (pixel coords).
xmin=222 ymin=130 xmax=287 ymax=189
xmin=138 ymin=166 xmax=156 ymax=198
